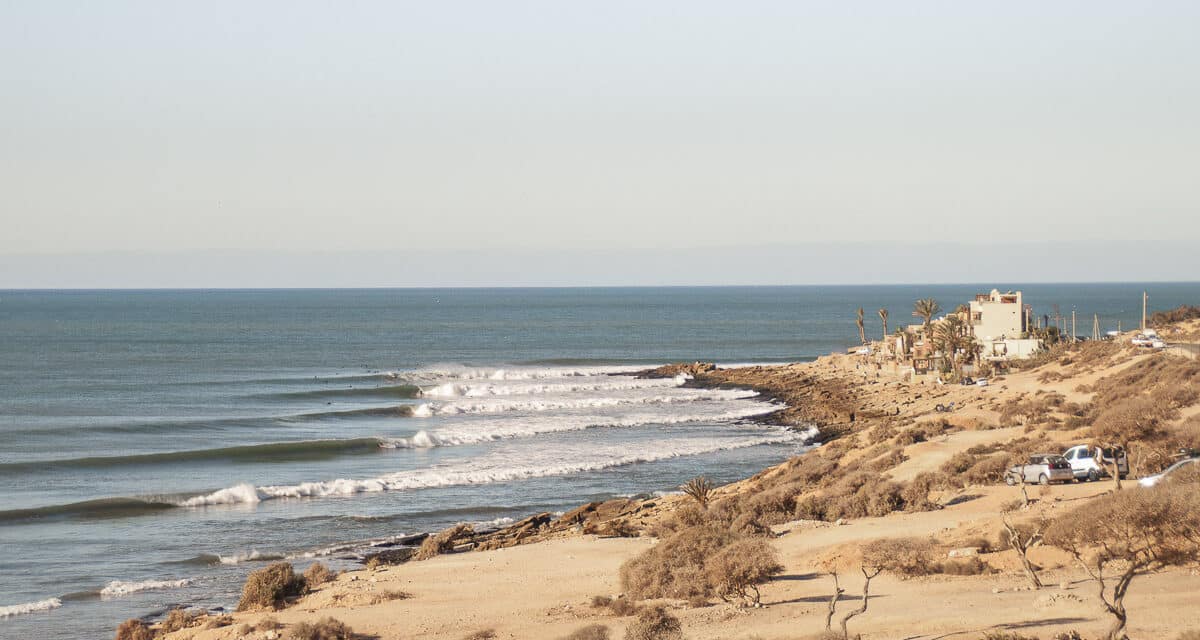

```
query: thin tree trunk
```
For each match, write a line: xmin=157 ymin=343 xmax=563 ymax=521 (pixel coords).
xmin=824 ymin=572 xmax=843 ymax=630
xmin=839 ymin=568 xmax=879 ymax=639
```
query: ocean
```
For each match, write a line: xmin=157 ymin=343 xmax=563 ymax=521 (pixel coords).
xmin=1 ymin=284 xmax=1196 ymax=639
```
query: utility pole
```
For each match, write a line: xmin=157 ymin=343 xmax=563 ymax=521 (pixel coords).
xmin=1142 ymin=291 xmax=1148 ymax=331
xmin=1071 ymin=309 xmax=1076 ymax=342
xmin=1093 ymin=314 xmax=1100 ymax=341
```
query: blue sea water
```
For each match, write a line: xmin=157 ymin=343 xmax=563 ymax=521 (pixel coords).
xmin=0 ymin=284 xmax=1195 ymax=639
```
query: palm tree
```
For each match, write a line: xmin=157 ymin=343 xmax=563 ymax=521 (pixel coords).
xmin=878 ymin=308 xmax=889 ymax=340
xmin=913 ymin=298 xmax=941 ymax=342
xmin=935 ymin=315 xmax=968 ymax=377
xmin=855 ymin=307 xmax=866 ymax=345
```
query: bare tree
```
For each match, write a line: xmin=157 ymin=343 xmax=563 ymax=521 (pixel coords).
xmin=1045 ymin=484 xmax=1200 ymax=640
xmin=824 ymin=570 xmax=844 ymax=631
xmin=877 ymin=308 xmax=889 ymax=341
xmin=1001 ymin=512 xmax=1046 ymax=589
xmin=855 ymin=307 xmax=866 ymax=345
xmin=1091 ymin=397 xmax=1172 ymax=490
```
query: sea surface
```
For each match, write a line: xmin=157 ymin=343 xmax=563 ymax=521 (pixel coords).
xmin=1 ymin=284 xmax=1196 ymax=639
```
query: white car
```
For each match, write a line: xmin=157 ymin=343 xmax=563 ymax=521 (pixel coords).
xmin=1063 ymin=444 xmax=1128 ymax=482
xmin=1005 ymin=454 xmax=1074 ymax=485
xmin=1139 ymin=458 xmax=1199 ymax=488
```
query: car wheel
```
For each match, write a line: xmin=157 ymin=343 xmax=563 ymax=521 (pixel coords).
xmin=1087 ymin=469 xmax=1100 ymax=482
xmin=1005 ymin=474 xmax=1016 ymax=486
xmin=1038 ymin=474 xmax=1049 ymax=485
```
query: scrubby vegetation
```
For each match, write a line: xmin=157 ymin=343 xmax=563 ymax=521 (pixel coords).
xmin=288 ymin=617 xmax=354 ymax=640
xmin=461 ymin=629 xmax=497 ymax=640
xmin=561 ymin=624 xmax=611 ymax=640
xmin=237 ymin=562 xmax=308 ymax=611
xmin=114 ymin=619 xmax=153 ymax=640
xmin=160 ymin=608 xmax=199 ymax=633
xmin=621 ymin=508 xmax=782 ymax=606
xmin=682 ymin=476 xmax=714 ymax=508
xmin=1150 ymin=304 xmax=1200 ymax=327
xmin=706 ymin=538 xmax=783 ymax=604
xmin=303 ymin=562 xmax=337 ymax=587
xmin=624 ymin=605 xmax=683 ymax=640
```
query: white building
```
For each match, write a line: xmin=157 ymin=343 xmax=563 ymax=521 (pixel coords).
xmin=968 ymin=289 xmax=1040 ymax=360
xmin=969 ymin=289 xmax=1026 ymax=340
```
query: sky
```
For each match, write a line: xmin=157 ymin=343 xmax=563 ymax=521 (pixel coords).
xmin=2 ymin=2 xmax=1198 ymax=286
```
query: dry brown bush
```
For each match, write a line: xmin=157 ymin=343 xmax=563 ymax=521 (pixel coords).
xmin=793 ymin=472 xmax=906 ymax=522
xmin=608 ymin=598 xmax=638 ymax=617
xmin=619 ymin=524 xmax=739 ymax=599
xmin=901 ymin=471 xmax=960 ymax=511
xmin=367 ymin=589 xmax=411 ymax=605
xmin=303 ymin=562 xmax=337 ymax=587
xmin=705 ymin=538 xmax=783 ymax=605
xmin=623 ymin=605 xmax=683 ymax=640
xmin=462 ymin=630 xmax=497 ymax=640
xmin=204 ymin=614 xmax=234 ymax=629
xmin=114 ymin=619 xmax=153 ymax=640
xmin=288 ymin=617 xmax=354 ymax=640
xmin=937 ymin=557 xmax=990 ymax=575
xmin=561 ymin=624 xmax=611 ymax=640
xmin=591 ymin=595 xmax=613 ymax=608
xmin=415 ymin=523 xmax=474 ymax=560
xmin=161 ymin=608 xmax=200 ymax=633
xmin=865 ymin=537 xmax=938 ymax=576
xmin=237 ymin=562 xmax=307 ymax=611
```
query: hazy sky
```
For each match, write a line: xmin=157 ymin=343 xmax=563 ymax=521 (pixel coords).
xmin=2 ymin=2 xmax=1198 ymax=285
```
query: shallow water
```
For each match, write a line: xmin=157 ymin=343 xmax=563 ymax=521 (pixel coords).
xmin=0 ymin=284 xmax=1195 ymax=638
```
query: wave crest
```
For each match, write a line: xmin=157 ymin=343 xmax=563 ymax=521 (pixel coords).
xmin=0 ymin=598 xmax=63 ymax=618
xmin=100 ymin=579 xmax=191 ymax=598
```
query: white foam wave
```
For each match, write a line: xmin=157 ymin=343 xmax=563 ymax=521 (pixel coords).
xmin=182 ymin=431 xmax=808 ymax=508
xmin=409 ymin=389 xmax=757 ymax=418
xmin=100 ymin=579 xmax=191 ymax=597
xmin=410 ymin=365 xmax=650 ymax=382
xmin=381 ymin=404 xmax=778 ymax=449
xmin=217 ymin=550 xmax=284 ymax=565
xmin=422 ymin=376 xmax=684 ymax=398
xmin=180 ymin=483 xmax=261 ymax=508
xmin=0 ymin=598 xmax=62 ymax=618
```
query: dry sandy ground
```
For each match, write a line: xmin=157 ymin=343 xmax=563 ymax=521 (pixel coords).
xmin=164 ymin=348 xmax=1200 ymax=640
xmin=165 ymin=485 xmax=1200 ymax=640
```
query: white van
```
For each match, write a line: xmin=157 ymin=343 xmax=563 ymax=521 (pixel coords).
xmin=1063 ymin=444 xmax=1128 ymax=481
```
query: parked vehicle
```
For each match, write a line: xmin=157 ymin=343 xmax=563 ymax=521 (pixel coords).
xmin=975 ymin=378 xmax=989 ymax=387
xmin=1005 ymin=454 xmax=1074 ymax=485
xmin=1062 ymin=444 xmax=1128 ymax=481
xmin=1139 ymin=457 xmax=1199 ymax=488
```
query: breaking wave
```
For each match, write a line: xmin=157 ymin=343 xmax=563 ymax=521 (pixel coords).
xmin=0 ymin=598 xmax=62 ymax=618
xmin=100 ymin=579 xmax=191 ymax=598
xmin=408 ymin=388 xmax=757 ymax=417
xmin=421 ymin=375 xmax=686 ymax=398
xmin=181 ymin=430 xmax=809 ymax=508
xmin=381 ymin=404 xmax=777 ymax=449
